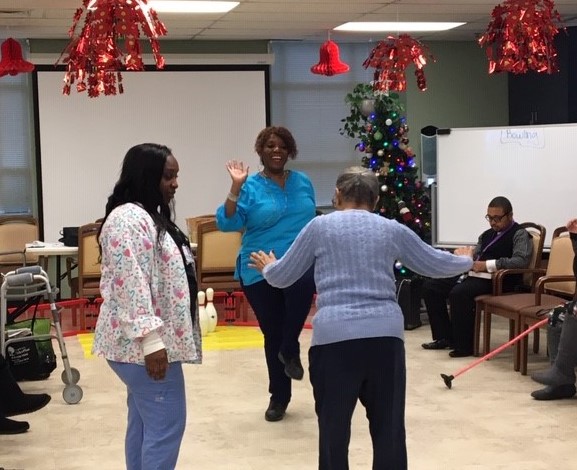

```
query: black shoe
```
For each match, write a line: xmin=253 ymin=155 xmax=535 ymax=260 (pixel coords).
xmin=278 ymin=352 xmax=304 ymax=381
xmin=0 ymin=417 xmax=29 ymax=435
xmin=449 ymin=349 xmax=473 ymax=358
xmin=531 ymin=384 xmax=577 ymax=401
xmin=264 ymin=400 xmax=287 ymax=422
xmin=4 ymin=393 xmax=51 ymax=417
xmin=421 ymin=339 xmax=451 ymax=350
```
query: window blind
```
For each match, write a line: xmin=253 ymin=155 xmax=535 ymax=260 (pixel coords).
xmin=270 ymin=41 xmax=375 ymax=206
xmin=0 ymin=60 xmax=36 ymax=216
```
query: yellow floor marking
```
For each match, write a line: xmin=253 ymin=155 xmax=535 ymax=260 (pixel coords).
xmin=77 ymin=326 xmax=263 ymax=359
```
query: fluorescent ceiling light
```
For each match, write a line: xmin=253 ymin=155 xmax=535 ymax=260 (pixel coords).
xmin=335 ymin=22 xmax=465 ymax=32
xmin=87 ymin=1 xmax=239 ymax=13
xmin=149 ymin=1 xmax=239 ymax=13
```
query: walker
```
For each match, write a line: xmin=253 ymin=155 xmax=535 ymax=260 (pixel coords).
xmin=1 ymin=265 xmax=83 ymax=404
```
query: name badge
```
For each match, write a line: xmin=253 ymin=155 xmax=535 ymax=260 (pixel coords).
xmin=182 ymin=244 xmax=194 ymax=265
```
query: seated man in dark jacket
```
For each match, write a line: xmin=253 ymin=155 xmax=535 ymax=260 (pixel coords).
xmin=421 ymin=196 xmax=533 ymax=357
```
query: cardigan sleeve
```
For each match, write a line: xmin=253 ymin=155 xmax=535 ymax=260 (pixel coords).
xmin=262 ymin=218 xmax=317 ymax=288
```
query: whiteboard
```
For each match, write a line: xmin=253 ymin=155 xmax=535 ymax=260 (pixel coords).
xmin=435 ymin=123 xmax=577 ymax=247
xmin=35 ymin=67 xmax=267 ymax=241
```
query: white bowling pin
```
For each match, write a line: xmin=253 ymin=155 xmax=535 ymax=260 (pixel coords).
xmin=206 ymin=287 xmax=218 ymax=333
xmin=197 ymin=290 xmax=209 ymax=337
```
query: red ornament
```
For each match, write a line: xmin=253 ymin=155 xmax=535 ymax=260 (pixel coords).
xmin=58 ymin=0 xmax=167 ymax=97
xmin=0 ymin=38 xmax=35 ymax=77
xmin=310 ymin=40 xmax=350 ymax=76
xmin=363 ymin=34 xmax=433 ymax=93
xmin=478 ymin=0 xmax=564 ymax=74
xmin=398 ymin=200 xmax=413 ymax=222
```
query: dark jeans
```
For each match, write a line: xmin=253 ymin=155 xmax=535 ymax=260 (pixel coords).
xmin=309 ymin=337 xmax=407 ymax=470
xmin=422 ymin=275 xmax=493 ymax=351
xmin=241 ymin=266 xmax=315 ymax=405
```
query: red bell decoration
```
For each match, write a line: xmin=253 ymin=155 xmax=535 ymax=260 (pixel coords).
xmin=58 ymin=0 xmax=167 ymax=97
xmin=310 ymin=40 xmax=350 ymax=76
xmin=363 ymin=34 xmax=433 ymax=93
xmin=478 ymin=0 xmax=564 ymax=74
xmin=0 ymin=38 xmax=35 ymax=78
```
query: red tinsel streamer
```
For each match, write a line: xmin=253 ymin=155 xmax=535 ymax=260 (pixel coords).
xmin=478 ymin=0 xmax=564 ymax=74
xmin=363 ymin=34 xmax=433 ymax=93
xmin=58 ymin=0 xmax=167 ymax=97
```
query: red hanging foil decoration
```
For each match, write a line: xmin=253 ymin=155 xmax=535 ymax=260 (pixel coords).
xmin=58 ymin=0 xmax=167 ymax=97
xmin=0 ymin=38 xmax=35 ymax=77
xmin=310 ymin=40 xmax=350 ymax=76
xmin=478 ymin=0 xmax=564 ymax=74
xmin=363 ymin=34 xmax=433 ymax=93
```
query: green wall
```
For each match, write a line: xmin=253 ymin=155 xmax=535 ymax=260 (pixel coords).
xmin=405 ymin=41 xmax=509 ymax=161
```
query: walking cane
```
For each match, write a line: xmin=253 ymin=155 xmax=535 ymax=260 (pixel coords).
xmin=441 ymin=317 xmax=549 ymax=389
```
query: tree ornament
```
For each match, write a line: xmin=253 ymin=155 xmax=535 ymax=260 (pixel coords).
xmin=310 ymin=39 xmax=350 ymax=77
xmin=340 ymin=83 xmax=432 ymax=280
xmin=398 ymin=200 xmax=414 ymax=222
xmin=363 ymin=34 xmax=434 ymax=93
xmin=0 ymin=38 xmax=35 ymax=77
xmin=57 ymin=0 xmax=167 ymax=97
xmin=360 ymin=99 xmax=375 ymax=117
xmin=478 ymin=0 xmax=564 ymax=74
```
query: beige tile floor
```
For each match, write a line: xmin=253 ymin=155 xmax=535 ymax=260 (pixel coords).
xmin=1 ymin=315 xmax=576 ymax=470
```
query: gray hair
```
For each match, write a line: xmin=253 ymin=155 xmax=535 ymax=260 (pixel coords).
xmin=335 ymin=166 xmax=379 ymax=206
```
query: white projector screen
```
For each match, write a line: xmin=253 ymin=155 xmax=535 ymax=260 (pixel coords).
xmin=435 ymin=123 xmax=577 ymax=248
xmin=35 ymin=67 xmax=267 ymax=241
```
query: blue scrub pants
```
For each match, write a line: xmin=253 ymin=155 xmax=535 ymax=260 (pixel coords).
xmin=108 ymin=361 xmax=186 ymax=470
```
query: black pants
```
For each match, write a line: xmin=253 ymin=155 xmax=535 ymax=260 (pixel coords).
xmin=422 ymin=276 xmax=492 ymax=351
xmin=309 ymin=337 xmax=407 ymax=470
xmin=242 ymin=266 xmax=315 ymax=406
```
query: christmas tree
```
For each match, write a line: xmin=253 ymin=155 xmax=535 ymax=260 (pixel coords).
xmin=340 ymin=83 xmax=432 ymax=279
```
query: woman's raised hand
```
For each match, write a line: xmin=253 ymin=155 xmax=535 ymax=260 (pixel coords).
xmin=226 ymin=160 xmax=249 ymax=185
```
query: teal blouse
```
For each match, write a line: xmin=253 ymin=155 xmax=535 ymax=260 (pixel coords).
xmin=215 ymin=170 xmax=316 ymax=286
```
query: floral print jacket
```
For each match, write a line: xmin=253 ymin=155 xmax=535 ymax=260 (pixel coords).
xmin=92 ymin=203 xmax=201 ymax=365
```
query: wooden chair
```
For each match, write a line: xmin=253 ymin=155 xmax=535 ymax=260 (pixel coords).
xmin=473 ymin=222 xmax=546 ymax=356
xmin=186 ymin=214 xmax=215 ymax=245
xmin=482 ymin=226 xmax=574 ymax=372
xmin=516 ymin=230 xmax=576 ymax=375
xmin=0 ymin=215 xmax=39 ymax=275
xmin=195 ymin=219 xmax=245 ymax=321
xmin=65 ymin=223 xmax=101 ymax=329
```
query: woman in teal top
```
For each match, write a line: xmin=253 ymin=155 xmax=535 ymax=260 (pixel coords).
xmin=216 ymin=126 xmax=316 ymax=422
